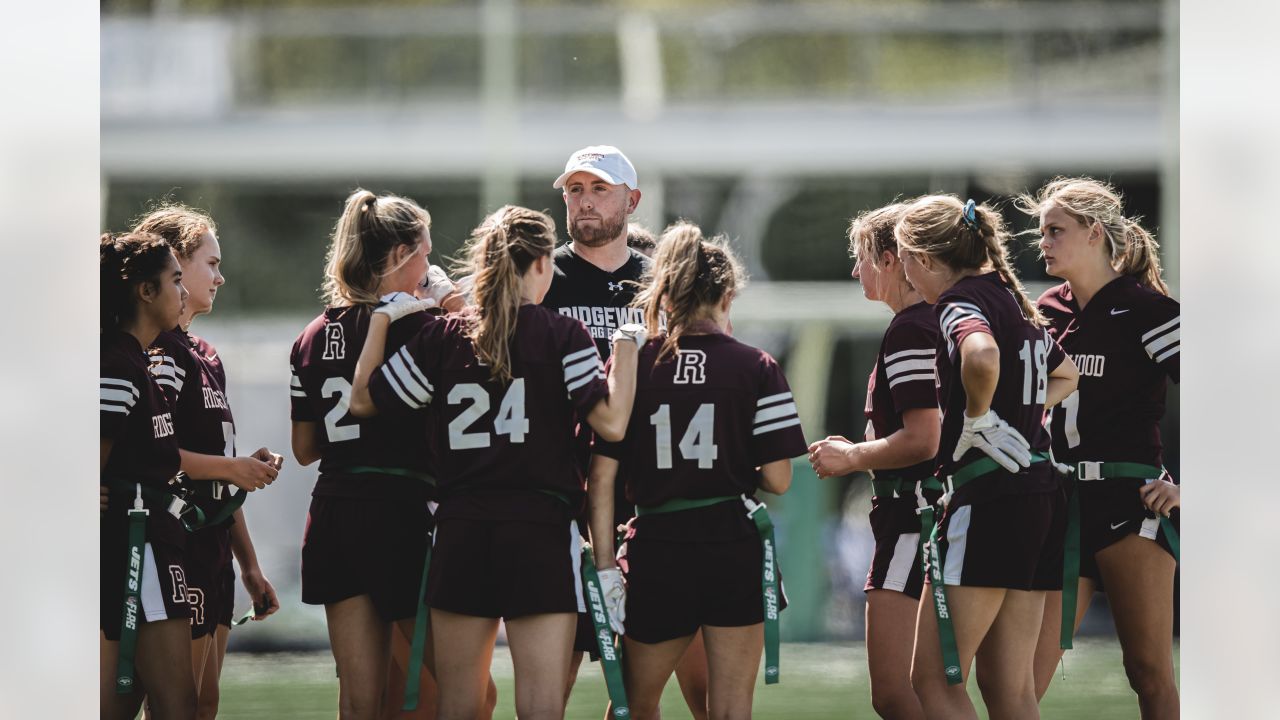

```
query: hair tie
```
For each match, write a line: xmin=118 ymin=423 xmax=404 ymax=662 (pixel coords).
xmin=961 ymin=199 xmax=979 ymax=231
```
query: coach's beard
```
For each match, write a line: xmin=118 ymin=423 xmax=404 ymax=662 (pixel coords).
xmin=568 ymin=212 xmax=627 ymax=248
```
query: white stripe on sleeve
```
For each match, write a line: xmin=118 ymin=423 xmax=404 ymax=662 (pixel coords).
xmin=1154 ymin=344 xmax=1180 ymax=363
xmin=753 ymin=417 xmax=802 ymax=435
xmin=756 ymin=391 xmax=793 ymax=408
xmin=562 ymin=346 xmax=599 ymax=367
xmin=885 ymin=358 xmax=935 ymax=379
xmin=1141 ymin=316 xmax=1179 ymax=342
xmin=387 ymin=351 xmax=433 ymax=405
xmin=1144 ymin=327 xmax=1180 ymax=357
xmin=882 ymin=347 xmax=935 ymax=364
xmin=753 ymin=401 xmax=799 ymax=425
xmin=380 ymin=364 xmax=425 ymax=409
xmin=888 ymin=371 xmax=936 ymax=389
xmin=564 ymin=356 xmax=602 ymax=385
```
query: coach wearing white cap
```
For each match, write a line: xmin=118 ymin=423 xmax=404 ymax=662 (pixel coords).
xmin=543 ymin=144 xmax=649 ymax=359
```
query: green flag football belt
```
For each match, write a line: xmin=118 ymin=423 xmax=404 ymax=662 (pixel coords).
xmin=580 ymin=544 xmax=631 ymax=718
xmin=924 ymin=451 xmax=1052 ymax=685
xmin=871 ymin=472 xmax=942 ymax=500
xmin=1059 ymin=461 xmax=1179 ymax=651
xmin=635 ymin=494 xmax=783 ymax=685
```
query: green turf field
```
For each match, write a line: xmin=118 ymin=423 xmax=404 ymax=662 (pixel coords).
xmin=215 ymin=637 xmax=1177 ymax=719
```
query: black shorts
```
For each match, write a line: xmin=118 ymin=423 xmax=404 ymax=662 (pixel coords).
xmin=100 ymin=530 xmax=191 ymax=641
xmin=427 ymin=516 xmax=585 ymax=620
xmin=928 ymin=489 xmax=1065 ymax=592
xmin=184 ymin=525 xmax=233 ymax=638
xmin=865 ymin=495 xmax=932 ymax=599
xmin=574 ymin=611 xmax=600 ymax=659
xmin=218 ymin=557 xmax=235 ymax=627
xmin=622 ymin=532 xmax=787 ymax=644
xmin=1077 ymin=477 xmax=1179 ymax=589
xmin=301 ymin=495 xmax=433 ymax=622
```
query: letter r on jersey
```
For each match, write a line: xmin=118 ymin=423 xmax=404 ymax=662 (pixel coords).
xmin=673 ymin=349 xmax=707 ymax=385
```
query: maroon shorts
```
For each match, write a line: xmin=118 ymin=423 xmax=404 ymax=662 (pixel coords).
xmin=1076 ymin=476 xmax=1179 ymax=590
xmin=183 ymin=525 xmax=234 ymax=638
xmin=928 ymin=489 xmax=1065 ymax=591
xmin=427 ymin=516 xmax=585 ymax=620
xmin=865 ymin=495 xmax=930 ymax=599
xmin=301 ymin=495 xmax=433 ymax=622
xmin=100 ymin=530 xmax=192 ymax=641
xmin=622 ymin=532 xmax=787 ymax=644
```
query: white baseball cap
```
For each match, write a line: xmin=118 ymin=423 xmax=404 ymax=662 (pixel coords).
xmin=552 ymin=145 xmax=638 ymax=190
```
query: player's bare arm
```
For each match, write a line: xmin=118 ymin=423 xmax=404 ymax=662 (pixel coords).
xmin=1044 ymin=354 xmax=1080 ymax=407
xmin=587 ymin=454 xmax=621 ymax=569
xmin=808 ymin=407 xmax=940 ymax=480
xmin=290 ymin=421 xmax=322 ymax=466
xmin=230 ymin=507 xmax=280 ymax=620
xmin=348 ymin=313 xmax=392 ymax=418
xmin=584 ymin=336 xmax=639 ymax=442
xmin=758 ymin=458 xmax=793 ymax=495
xmin=958 ymin=331 xmax=1001 ymax=416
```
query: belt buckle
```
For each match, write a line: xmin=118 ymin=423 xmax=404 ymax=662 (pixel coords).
xmin=741 ymin=494 xmax=765 ymax=517
xmin=1076 ymin=461 xmax=1103 ymax=481
xmin=167 ymin=495 xmax=187 ymax=519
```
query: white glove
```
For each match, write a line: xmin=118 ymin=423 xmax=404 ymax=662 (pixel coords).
xmin=374 ymin=291 xmax=436 ymax=322
xmin=419 ymin=265 xmax=457 ymax=305
xmin=953 ymin=409 xmax=1032 ymax=473
xmin=611 ymin=322 xmax=648 ymax=348
xmin=597 ymin=567 xmax=627 ymax=635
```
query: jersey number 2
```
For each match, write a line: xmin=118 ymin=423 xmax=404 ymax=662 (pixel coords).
xmin=650 ymin=403 xmax=719 ymax=469
xmin=321 ymin=377 xmax=361 ymax=443
xmin=447 ymin=379 xmax=529 ymax=450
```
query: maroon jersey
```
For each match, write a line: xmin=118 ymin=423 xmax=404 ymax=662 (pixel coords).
xmin=290 ymin=306 xmax=436 ymax=500
xmin=595 ymin=332 xmax=807 ymax=518
xmin=152 ymin=329 xmax=238 ymax=514
xmin=101 ymin=329 xmax=184 ymax=545
xmin=369 ymin=304 xmax=609 ymax=523
xmin=864 ymin=301 xmax=940 ymax=480
xmin=1038 ymin=276 xmax=1179 ymax=466
xmin=934 ymin=272 xmax=1067 ymax=503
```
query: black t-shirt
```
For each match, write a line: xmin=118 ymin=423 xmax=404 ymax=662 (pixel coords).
xmin=541 ymin=243 xmax=650 ymax=360
xmin=541 ymin=242 xmax=652 ymax=527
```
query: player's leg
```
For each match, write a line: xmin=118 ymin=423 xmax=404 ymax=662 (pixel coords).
xmin=910 ymin=585 xmax=1004 ymax=720
xmin=623 ymin=634 xmax=696 ymax=720
xmin=101 ymin=634 xmax=146 ymax=720
xmin=1028 ymin=579 xmax=1096 ymax=700
xmin=505 ymin=612 xmax=578 ymax=720
xmin=1095 ymin=534 xmax=1179 ymax=719
xmin=673 ymin=629 xmax=710 ymax=720
xmin=431 ymin=609 xmax=499 ymax=720
xmin=968 ymin=590 xmax=1046 ymax=720
xmin=327 ymin=594 xmax=393 ymax=720
xmin=135 ymin=618 xmax=199 ymax=719
xmin=701 ymin=623 xmax=764 ymax=720
xmin=195 ymin=625 xmax=229 ymax=720
xmin=386 ymin=617 xmax=440 ymax=719
xmin=865 ymin=589 xmax=926 ymax=720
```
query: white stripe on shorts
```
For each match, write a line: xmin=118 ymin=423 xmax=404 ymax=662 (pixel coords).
xmin=140 ymin=543 xmax=171 ymax=623
xmin=942 ymin=505 xmax=973 ymax=586
xmin=882 ymin=532 xmax=920 ymax=592
xmin=569 ymin=520 xmax=586 ymax=613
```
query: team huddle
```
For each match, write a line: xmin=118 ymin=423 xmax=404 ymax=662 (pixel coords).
xmin=100 ymin=145 xmax=1179 ymax=720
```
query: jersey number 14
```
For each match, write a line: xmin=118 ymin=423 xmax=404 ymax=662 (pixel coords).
xmin=650 ymin=403 xmax=719 ymax=469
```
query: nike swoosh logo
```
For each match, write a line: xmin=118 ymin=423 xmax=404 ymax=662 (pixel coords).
xmin=1110 ymin=308 xmax=1130 ymax=315
xmin=205 ymin=353 xmax=218 ymax=362
xmin=1110 ymin=520 xmax=1129 ymax=530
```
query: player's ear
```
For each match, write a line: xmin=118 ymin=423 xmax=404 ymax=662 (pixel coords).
xmin=880 ymin=249 xmax=897 ymax=268
xmin=1088 ymin=220 xmax=1104 ymax=247
xmin=626 ymin=188 xmax=642 ymax=214
xmin=136 ymin=278 xmax=159 ymax=305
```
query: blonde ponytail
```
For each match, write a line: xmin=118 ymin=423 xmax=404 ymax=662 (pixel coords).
xmin=634 ymin=221 xmax=745 ymax=362
xmin=1015 ymin=176 xmax=1169 ymax=296
xmin=895 ymin=194 xmax=1045 ymax=326
xmin=322 ymin=189 xmax=431 ymax=306
xmin=460 ymin=206 xmax=557 ymax=382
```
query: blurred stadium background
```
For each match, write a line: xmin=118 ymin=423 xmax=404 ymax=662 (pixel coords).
xmin=100 ymin=0 xmax=1178 ymax=713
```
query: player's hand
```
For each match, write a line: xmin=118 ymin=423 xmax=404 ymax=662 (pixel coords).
xmin=611 ymin=323 xmax=648 ymax=347
xmin=1139 ymin=478 xmax=1179 ymax=517
xmin=239 ymin=566 xmax=280 ymax=620
xmin=100 ymin=484 xmax=109 ymax=513
xmin=417 ymin=265 xmax=458 ymax=307
xmin=807 ymin=436 xmax=857 ymax=479
xmin=953 ymin=409 xmax=1031 ymax=473
xmin=374 ymin=291 xmax=436 ymax=322
xmin=251 ymin=447 xmax=285 ymax=471
xmin=597 ymin=567 xmax=626 ymax=635
xmin=225 ymin=455 xmax=278 ymax=492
